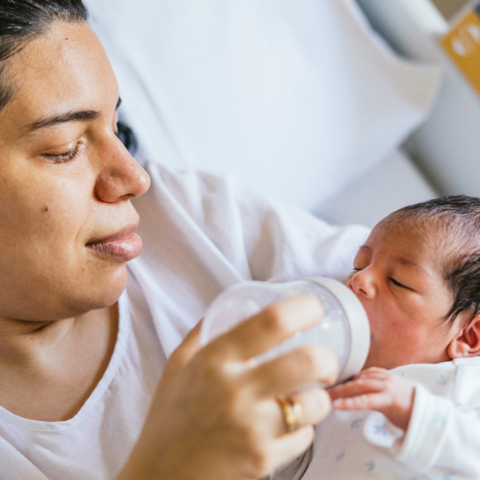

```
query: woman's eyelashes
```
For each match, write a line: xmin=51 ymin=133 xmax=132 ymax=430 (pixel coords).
xmin=44 ymin=142 xmax=83 ymax=163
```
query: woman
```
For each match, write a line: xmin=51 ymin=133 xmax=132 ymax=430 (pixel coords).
xmin=0 ymin=1 xmax=369 ymax=478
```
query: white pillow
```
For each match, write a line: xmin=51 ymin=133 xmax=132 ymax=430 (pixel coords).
xmin=87 ymin=0 xmax=441 ymax=210
xmin=315 ymin=149 xmax=438 ymax=228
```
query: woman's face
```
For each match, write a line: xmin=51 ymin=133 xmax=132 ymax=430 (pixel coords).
xmin=0 ymin=22 xmax=150 ymax=322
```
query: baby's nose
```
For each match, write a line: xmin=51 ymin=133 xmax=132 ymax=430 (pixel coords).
xmin=348 ymin=270 xmax=376 ymax=299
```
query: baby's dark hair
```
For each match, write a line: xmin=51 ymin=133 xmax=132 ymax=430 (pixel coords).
xmin=390 ymin=195 xmax=480 ymax=323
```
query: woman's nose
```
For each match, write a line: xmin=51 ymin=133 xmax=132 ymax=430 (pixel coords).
xmin=94 ymin=136 xmax=151 ymax=203
xmin=348 ymin=269 xmax=377 ymax=299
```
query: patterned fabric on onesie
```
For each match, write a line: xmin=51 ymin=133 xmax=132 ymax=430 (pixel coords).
xmin=298 ymin=359 xmax=480 ymax=480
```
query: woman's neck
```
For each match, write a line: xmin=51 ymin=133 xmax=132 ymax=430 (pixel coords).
xmin=0 ymin=304 xmax=118 ymax=421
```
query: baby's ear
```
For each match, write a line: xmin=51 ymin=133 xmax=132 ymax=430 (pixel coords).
xmin=447 ymin=315 xmax=480 ymax=359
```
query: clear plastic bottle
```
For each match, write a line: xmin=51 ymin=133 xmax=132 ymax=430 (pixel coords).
xmin=200 ymin=277 xmax=370 ymax=384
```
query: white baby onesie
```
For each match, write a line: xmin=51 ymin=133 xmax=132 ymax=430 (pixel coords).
xmin=300 ymin=359 xmax=480 ymax=480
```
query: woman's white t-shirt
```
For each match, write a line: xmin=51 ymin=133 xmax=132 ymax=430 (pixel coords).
xmin=0 ymin=163 xmax=369 ymax=479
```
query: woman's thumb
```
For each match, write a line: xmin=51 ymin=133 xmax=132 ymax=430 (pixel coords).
xmin=163 ymin=320 xmax=203 ymax=381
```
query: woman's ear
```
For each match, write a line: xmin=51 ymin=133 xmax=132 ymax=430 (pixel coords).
xmin=447 ymin=315 xmax=480 ymax=359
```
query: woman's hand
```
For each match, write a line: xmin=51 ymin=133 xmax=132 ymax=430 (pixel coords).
xmin=329 ymin=367 xmax=415 ymax=431
xmin=118 ymin=296 xmax=339 ymax=480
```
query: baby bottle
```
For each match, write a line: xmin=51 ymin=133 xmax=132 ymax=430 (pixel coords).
xmin=200 ymin=277 xmax=370 ymax=385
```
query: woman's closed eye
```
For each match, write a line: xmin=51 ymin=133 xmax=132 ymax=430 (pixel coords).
xmin=44 ymin=142 xmax=84 ymax=163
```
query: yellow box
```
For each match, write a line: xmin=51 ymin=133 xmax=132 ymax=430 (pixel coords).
xmin=442 ymin=7 xmax=480 ymax=97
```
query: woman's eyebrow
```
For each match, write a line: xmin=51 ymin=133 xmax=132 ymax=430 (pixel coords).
xmin=26 ymin=109 xmax=101 ymax=132
xmin=25 ymin=97 xmax=122 ymax=133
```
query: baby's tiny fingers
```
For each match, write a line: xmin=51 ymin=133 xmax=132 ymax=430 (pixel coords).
xmin=362 ymin=367 xmax=389 ymax=374
xmin=329 ymin=378 xmax=386 ymax=401
xmin=333 ymin=391 xmax=392 ymax=411
xmin=353 ymin=368 xmax=390 ymax=381
xmin=333 ymin=393 xmax=372 ymax=411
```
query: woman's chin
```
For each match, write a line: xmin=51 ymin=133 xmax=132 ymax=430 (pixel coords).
xmin=76 ymin=264 xmax=129 ymax=311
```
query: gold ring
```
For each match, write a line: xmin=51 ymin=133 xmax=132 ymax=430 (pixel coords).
xmin=277 ymin=395 xmax=302 ymax=432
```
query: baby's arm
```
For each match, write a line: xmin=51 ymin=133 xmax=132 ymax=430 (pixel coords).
xmin=328 ymin=367 xmax=414 ymax=431
xmin=329 ymin=366 xmax=480 ymax=479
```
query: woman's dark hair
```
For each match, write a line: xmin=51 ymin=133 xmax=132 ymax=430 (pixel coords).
xmin=116 ymin=120 xmax=138 ymax=155
xmin=392 ymin=195 xmax=480 ymax=323
xmin=0 ymin=0 xmax=138 ymax=154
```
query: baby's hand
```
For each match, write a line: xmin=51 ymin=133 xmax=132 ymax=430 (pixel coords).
xmin=328 ymin=367 xmax=414 ymax=431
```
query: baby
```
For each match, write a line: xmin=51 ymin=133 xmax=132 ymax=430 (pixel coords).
xmin=288 ymin=195 xmax=480 ymax=480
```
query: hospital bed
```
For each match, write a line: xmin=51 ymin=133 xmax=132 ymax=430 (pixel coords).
xmin=85 ymin=0 xmax=472 ymax=229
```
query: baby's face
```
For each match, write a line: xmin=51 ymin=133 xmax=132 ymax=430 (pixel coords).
xmin=347 ymin=220 xmax=460 ymax=370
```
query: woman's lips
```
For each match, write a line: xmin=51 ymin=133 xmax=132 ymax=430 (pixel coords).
xmin=86 ymin=225 xmax=143 ymax=262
